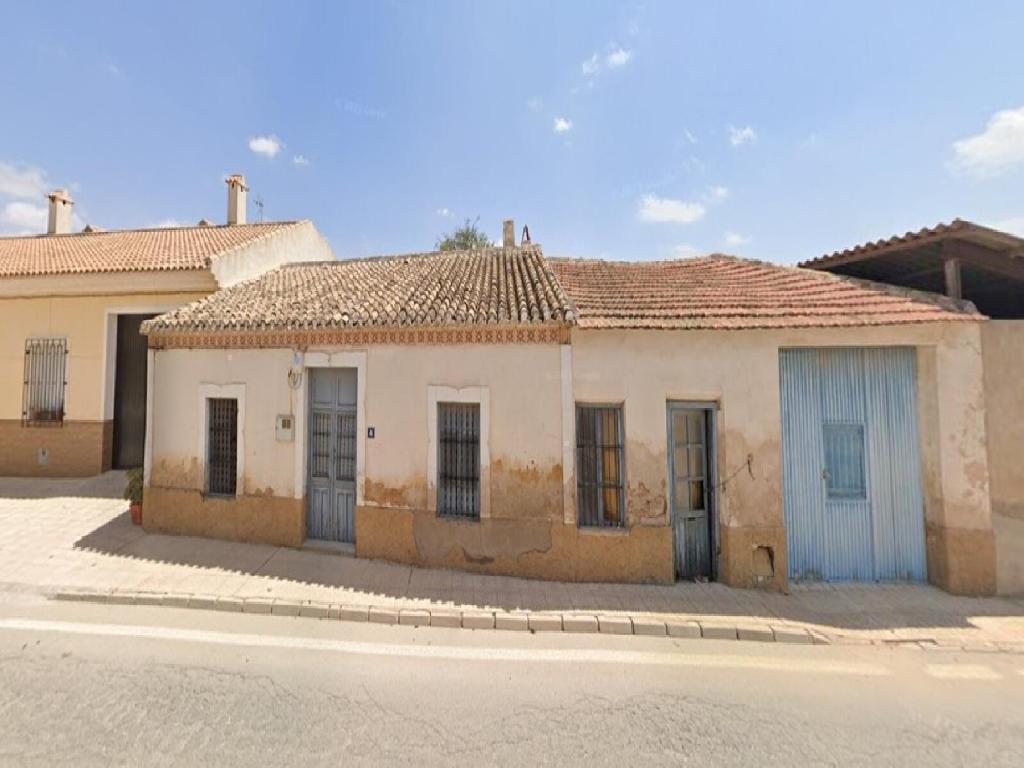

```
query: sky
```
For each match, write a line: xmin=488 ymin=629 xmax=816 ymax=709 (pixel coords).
xmin=1 ymin=1 xmax=1023 ymax=264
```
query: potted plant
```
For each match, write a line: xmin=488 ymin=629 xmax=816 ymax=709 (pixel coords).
xmin=124 ymin=467 xmax=144 ymax=525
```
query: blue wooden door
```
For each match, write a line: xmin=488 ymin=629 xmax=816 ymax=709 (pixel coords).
xmin=780 ymin=348 xmax=926 ymax=582
xmin=307 ymin=368 xmax=357 ymax=543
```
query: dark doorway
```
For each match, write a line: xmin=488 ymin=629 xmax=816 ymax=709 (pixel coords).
xmin=112 ymin=314 xmax=155 ymax=469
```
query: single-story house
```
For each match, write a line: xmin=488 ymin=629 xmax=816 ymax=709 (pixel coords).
xmin=802 ymin=219 xmax=1024 ymax=595
xmin=0 ymin=175 xmax=333 ymax=476
xmin=140 ymin=222 xmax=996 ymax=595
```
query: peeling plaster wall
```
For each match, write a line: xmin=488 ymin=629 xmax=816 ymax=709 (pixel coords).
xmin=981 ymin=320 xmax=1024 ymax=595
xmin=570 ymin=321 xmax=993 ymax=592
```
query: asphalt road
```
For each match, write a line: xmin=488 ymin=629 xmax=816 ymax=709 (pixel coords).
xmin=0 ymin=594 xmax=1021 ymax=767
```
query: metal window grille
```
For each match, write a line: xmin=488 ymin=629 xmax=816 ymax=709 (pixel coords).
xmin=23 ymin=338 xmax=68 ymax=426
xmin=207 ymin=398 xmax=238 ymax=496
xmin=335 ymin=411 xmax=357 ymax=482
xmin=576 ymin=405 xmax=625 ymax=527
xmin=438 ymin=403 xmax=480 ymax=520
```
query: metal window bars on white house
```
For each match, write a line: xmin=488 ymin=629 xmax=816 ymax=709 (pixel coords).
xmin=23 ymin=338 xmax=67 ymax=426
xmin=437 ymin=403 xmax=480 ymax=520
xmin=576 ymin=405 xmax=625 ymax=528
xmin=207 ymin=398 xmax=238 ymax=496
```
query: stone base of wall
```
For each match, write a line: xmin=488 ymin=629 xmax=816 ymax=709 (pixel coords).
xmin=0 ymin=419 xmax=112 ymax=477
xmin=355 ymin=505 xmax=674 ymax=584
xmin=993 ymin=511 xmax=1024 ymax=596
xmin=926 ymin=523 xmax=996 ymax=596
xmin=143 ymin=486 xmax=304 ymax=547
xmin=718 ymin=524 xmax=788 ymax=592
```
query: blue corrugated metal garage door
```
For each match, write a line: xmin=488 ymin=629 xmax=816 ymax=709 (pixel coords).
xmin=780 ymin=348 xmax=926 ymax=582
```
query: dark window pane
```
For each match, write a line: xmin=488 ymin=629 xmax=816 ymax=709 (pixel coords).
xmin=576 ymin=405 xmax=624 ymax=528
xmin=438 ymin=403 xmax=480 ymax=520
xmin=207 ymin=398 xmax=238 ymax=496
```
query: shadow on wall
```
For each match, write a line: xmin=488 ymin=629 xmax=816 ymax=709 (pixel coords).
xmin=69 ymin=509 xmax=1024 ymax=629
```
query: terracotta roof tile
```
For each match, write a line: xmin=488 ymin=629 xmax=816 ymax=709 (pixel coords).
xmin=143 ymin=245 xmax=575 ymax=334
xmin=547 ymin=254 xmax=980 ymax=329
xmin=0 ymin=221 xmax=304 ymax=277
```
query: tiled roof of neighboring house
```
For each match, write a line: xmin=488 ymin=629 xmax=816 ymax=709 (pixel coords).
xmin=547 ymin=254 xmax=980 ymax=329
xmin=800 ymin=218 xmax=1024 ymax=269
xmin=143 ymin=245 xmax=575 ymax=334
xmin=0 ymin=221 xmax=304 ymax=277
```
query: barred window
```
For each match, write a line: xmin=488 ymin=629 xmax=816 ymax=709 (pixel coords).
xmin=207 ymin=398 xmax=238 ymax=496
xmin=23 ymin=338 xmax=67 ymax=426
xmin=576 ymin=405 xmax=625 ymax=528
xmin=437 ymin=403 xmax=480 ymax=520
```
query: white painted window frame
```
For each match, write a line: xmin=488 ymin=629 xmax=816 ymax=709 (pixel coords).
xmin=293 ymin=351 xmax=367 ymax=505
xmin=427 ymin=385 xmax=491 ymax=519
xmin=197 ymin=383 xmax=246 ymax=497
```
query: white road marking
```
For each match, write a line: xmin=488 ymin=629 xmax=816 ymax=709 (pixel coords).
xmin=925 ymin=663 xmax=1001 ymax=681
xmin=0 ymin=618 xmax=889 ymax=677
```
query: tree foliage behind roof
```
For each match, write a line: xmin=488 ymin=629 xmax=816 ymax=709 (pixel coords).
xmin=436 ymin=217 xmax=493 ymax=251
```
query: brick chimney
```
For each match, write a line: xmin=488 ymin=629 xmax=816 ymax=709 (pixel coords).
xmin=502 ymin=219 xmax=515 ymax=248
xmin=46 ymin=189 xmax=74 ymax=235
xmin=226 ymin=174 xmax=248 ymax=225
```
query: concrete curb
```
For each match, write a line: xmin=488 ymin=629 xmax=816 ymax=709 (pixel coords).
xmin=50 ymin=588 xmax=827 ymax=646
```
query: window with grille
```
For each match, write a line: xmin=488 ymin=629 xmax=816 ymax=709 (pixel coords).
xmin=437 ymin=403 xmax=480 ymax=520
xmin=23 ymin=338 xmax=68 ymax=426
xmin=207 ymin=398 xmax=238 ymax=496
xmin=576 ymin=405 xmax=625 ymax=528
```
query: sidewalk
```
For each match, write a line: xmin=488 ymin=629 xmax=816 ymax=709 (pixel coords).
xmin=2 ymin=472 xmax=1023 ymax=650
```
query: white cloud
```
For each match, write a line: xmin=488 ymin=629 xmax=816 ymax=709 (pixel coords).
xmin=292 ymin=154 xmax=310 ymax=166
xmin=0 ymin=201 xmax=47 ymax=234
xmin=582 ymin=48 xmax=633 ymax=78
xmin=0 ymin=200 xmax=83 ymax=235
xmin=436 ymin=207 xmax=454 ymax=218
xmin=0 ymin=163 xmax=49 ymax=199
xmin=706 ymin=185 xmax=729 ymax=202
xmin=723 ymin=231 xmax=751 ymax=247
xmin=606 ymin=48 xmax=632 ymax=69
xmin=637 ymin=194 xmax=706 ymax=224
xmin=728 ymin=125 xmax=757 ymax=147
xmin=554 ymin=117 xmax=573 ymax=134
xmin=248 ymin=134 xmax=283 ymax=158
xmin=952 ymin=106 xmax=1024 ymax=177
xmin=153 ymin=218 xmax=185 ymax=228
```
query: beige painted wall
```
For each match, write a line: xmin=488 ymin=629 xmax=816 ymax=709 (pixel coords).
xmin=0 ymin=289 xmax=209 ymax=422
xmin=981 ymin=320 xmax=1024 ymax=595
xmin=145 ymin=318 xmax=994 ymax=590
xmin=209 ymin=220 xmax=335 ymax=287
xmin=148 ymin=343 xmax=565 ymax=506
xmin=570 ymin=320 xmax=993 ymax=591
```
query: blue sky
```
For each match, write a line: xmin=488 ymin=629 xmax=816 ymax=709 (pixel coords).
xmin=1 ymin=1 xmax=1023 ymax=264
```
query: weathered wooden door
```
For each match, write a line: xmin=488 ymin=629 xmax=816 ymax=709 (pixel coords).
xmin=112 ymin=314 xmax=155 ymax=469
xmin=780 ymin=347 xmax=926 ymax=582
xmin=307 ymin=368 xmax=357 ymax=543
xmin=668 ymin=404 xmax=714 ymax=580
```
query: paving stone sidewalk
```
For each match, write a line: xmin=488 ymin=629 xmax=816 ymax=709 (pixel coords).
xmin=3 ymin=472 xmax=1024 ymax=651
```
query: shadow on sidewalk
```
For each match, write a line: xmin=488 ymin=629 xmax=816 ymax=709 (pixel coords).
xmin=69 ymin=508 xmax=1024 ymax=633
